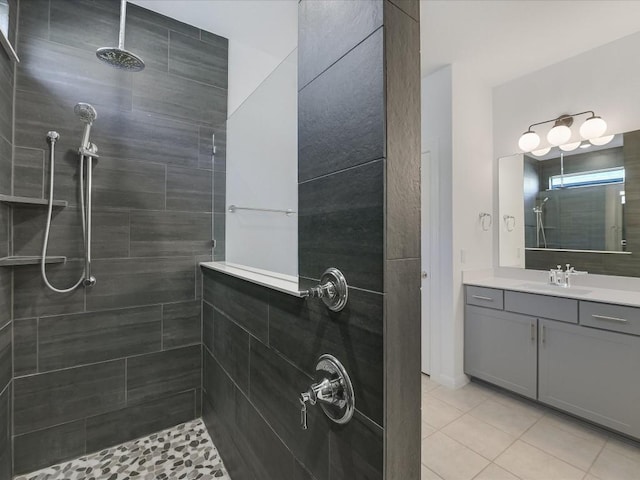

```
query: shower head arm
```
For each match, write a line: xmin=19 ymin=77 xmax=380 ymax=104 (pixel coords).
xmin=118 ymin=0 xmax=127 ymax=50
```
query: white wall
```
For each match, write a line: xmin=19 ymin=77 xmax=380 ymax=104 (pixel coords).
xmin=422 ymin=65 xmax=494 ymax=388
xmin=494 ymin=31 xmax=640 ymax=159
xmin=498 ymin=154 xmax=525 ymax=267
xmin=226 ymin=51 xmax=298 ymax=276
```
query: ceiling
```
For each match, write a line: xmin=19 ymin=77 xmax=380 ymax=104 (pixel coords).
xmin=421 ymin=0 xmax=640 ymax=86
xmin=130 ymin=0 xmax=640 ymax=87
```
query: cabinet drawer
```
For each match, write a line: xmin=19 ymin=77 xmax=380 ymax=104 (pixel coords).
xmin=580 ymin=302 xmax=640 ymax=336
xmin=505 ymin=291 xmax=577 ymax=324
xmin=466 ymin=286 xmax=504 ymax=310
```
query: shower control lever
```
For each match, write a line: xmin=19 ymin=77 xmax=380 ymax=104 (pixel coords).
xmin=301 ymin=268 xmax=348 ymax=312
xmin=298 ymin=355 xmax=355 ymax=430
xmin=79 ymin=143 xmax=99 ymax=159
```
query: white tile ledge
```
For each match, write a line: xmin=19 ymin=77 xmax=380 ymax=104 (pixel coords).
xmin=463 ymin=269 xmax=640 ymax=308
xmin=200 ymin=261 xmax=303 ymax=297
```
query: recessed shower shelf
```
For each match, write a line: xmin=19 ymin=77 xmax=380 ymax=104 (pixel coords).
xmin=0 ymin=256 xmax=67 ymax=267
xmin=0 ymin=194 xmax=67 ymax=207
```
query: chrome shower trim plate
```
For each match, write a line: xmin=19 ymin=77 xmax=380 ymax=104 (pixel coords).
xmin=314 ymin=354 xmax=355 ymax=425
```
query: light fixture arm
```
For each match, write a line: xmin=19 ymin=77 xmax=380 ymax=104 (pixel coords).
xmin=525 ymin=110 xmax=596 ymax=132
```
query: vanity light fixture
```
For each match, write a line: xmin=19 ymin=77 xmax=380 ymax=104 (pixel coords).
xmin=531 ymin=147 xmax=551 ymax=157
xmin=518 ymin=111 xmax=608 ymax=152
xmin=559 ymin=141 xmax=581 ymax=152
xmin=590 ymin=134 xmax=615 ymax=146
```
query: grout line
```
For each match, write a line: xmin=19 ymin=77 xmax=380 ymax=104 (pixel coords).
xmin=124 ymin=358 xmax=128 ymax=406
xmin=298 ymin=157 xmax=384 ymax=185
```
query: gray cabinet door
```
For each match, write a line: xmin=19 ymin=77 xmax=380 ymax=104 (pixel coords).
xmin=464 ymin=305 xmax=537 ymax=399
xmin=539 ymin=320 xmax=640 ymax=439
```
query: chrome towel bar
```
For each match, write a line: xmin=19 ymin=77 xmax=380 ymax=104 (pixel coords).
xmin=228 ymin=204 xmax=296 ymax=216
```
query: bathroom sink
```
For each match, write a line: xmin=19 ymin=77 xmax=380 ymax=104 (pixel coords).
xmin=514 ymin=282 xmax=592 ymax=296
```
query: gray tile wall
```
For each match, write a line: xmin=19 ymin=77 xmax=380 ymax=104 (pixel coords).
xmin=0 ymin=0 xmax=16 ymax=478
xmin=7 ymin=0 xmax=228 ymax=475
xmin=202 ymin=2 xmax=420 ymax=479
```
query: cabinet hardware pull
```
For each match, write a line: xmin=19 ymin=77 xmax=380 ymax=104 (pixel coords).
xmin=472 ymin=295 xmax=493 ymax=301
xmin=592 ymin=314 xmax=628 ymax=323
xmin=541 ymin=324 xmax=545 ymax=344
xmin=531 ymin=322 xmax=535 ymax=342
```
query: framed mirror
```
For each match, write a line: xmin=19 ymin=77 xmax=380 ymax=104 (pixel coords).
xmin=499 ymin=129 xmax=640 ymax=277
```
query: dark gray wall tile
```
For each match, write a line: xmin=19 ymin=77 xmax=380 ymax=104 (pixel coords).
xmin=299 ymin=161 xmax=384 ymax=292
xmin=169 ymin=30 xmax=228 ymax=88
xmin=13 ymin=420 xmax=85 ymax=475
xmin=0 ymin=53 xmax=13 ymax=148
xmin=250 ymin=339 xmax=330 ymax=480
xmin=133 ymin=70 xmax=227 ymax=126
xmin=299 ymin=28 xmax=384 ymax=182
xmin=14 ymin=359 xmax=126 ymax=434
xmin=13 ymin=147 xmax=44 ymax=198
xmin=213 ymin=171 xmax=226 ymax=214
xmin=128 ymin=3 xmax=200 ymax=41
xmin=166 ymin=166 xmax=212 ymax=212
xmin=49 ymin=0 xmax=119 ymax=52
xmin=385 ymin=2 xmax=421 ymax=261
xmin=0 ymin=322 xmax=9 ymax=392
xmin=17 ymin=36 xmax=133 ymax=112
xmin=298 ymin=0 xmax=383 ymax=88
xmin=294 ymin=461 xmax=315 ymax=480
xmin=125 ymin=10 xmax=170 ymax=73
xmin=13 ymin=261 xmax=85 ymax=319
xmin=126 ymin=345 xmax=201 ymax=405
xmin=0 ymin=136 xmax=11 ymax=195
xmin=18 ymin=0 xmax=49 ymax=41
xmin=269 ymin=287 xmax=384 ymax=426
xmin=87 ymin=257 xmax=195 ymax=311
xmin=162 ymin=300 xmax=201 ymax=349
xmin=129 ymin=210 xmax=212 ymax=257
xmin=12 ymin=207 xmax=84 ymax=259
xmin=329 ymin=411 xmax=383 ymax=480
xmin=0 ymin=270 xmax=9 ymax=327
xmin=212 ymin=308 xmax=249 ymax=395
xmin=388 ymin=0 xmax=419 ymax=21
xmin=92 ymin=209 xmax=130 ymax=259
xmin=213 ymin=212 xmax=225 ymax=260
xmin=202 ymin=270 xmax=268 ymax=343
xmin=14 ymin=318 xmax=37 ymax=377
xmin=92 ymin=157 xmax=166 ymax=210
xmin=202 ymin=301 xmax=214 ymax=354
xmin=0 ymin=205 xmax=8 ymax=258
xmin=0 ymin=385 xmax=10 ymax=480
xmin=86 ymin=390 xmax=196 ymax=453
xmin=38 ymin=306 xmax=162 ymax=371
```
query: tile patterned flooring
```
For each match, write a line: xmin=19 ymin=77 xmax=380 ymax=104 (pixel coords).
xmin=15 ymin=419 xmax=230 ymax=480
xmin=421 ymin=375 xmax=640 ymax=480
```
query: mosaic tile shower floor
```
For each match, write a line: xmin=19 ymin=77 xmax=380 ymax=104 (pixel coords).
xmin=15 ymin=419 xmax=231 ymax=480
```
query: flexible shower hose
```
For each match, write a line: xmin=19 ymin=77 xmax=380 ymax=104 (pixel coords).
xmin=41 ymin=136 xmax=87 ymax=293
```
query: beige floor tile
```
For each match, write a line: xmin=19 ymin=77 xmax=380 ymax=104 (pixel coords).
xmin=430 ymin=383 xmax=490 ymax=412
xmin=469 ymin=398 xmax=541 ymax=437
xmin=422 ymin=394 xmax=465 ymax=430
xmin=541 ymin=412 xmax=609 ymax=444
xmin=495 ymin=440 xmax=585 ymax=480
xmin=422 ymin=420 xmax=436 ymax=439
xmin=442 ymin=414 xmax=515 ymax=460
xmin=488 ymin=390 xmax=543 ymax=416
xmin=590 ymin=441 xmax=640 ymax=480
xmin=422 ymin=432 xmax=489 ymax=480
xmin=473 ymin=463 xmax=520 ymax=480
xmin=583 ymin=475 xmax=601 ymax=480
xmin=422 ymin=464 xmax=444 ymax=480
xmin=521 ymin=417 xmax=606 ymax=471
xmin=422 ymin=374 xmax=440 ymax=394
xmin=603 ymin=436 xmax=640 ymax=461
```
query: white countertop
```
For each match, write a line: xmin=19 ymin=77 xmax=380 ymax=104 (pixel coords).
xmin=463 ymin=268 xmax=640 ymax=308
xmin=200 ymin=261 xmax=303 ymax=297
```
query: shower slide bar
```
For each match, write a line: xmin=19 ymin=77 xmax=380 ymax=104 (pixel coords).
xmin=228 ymin=205 xmax=296 ymax=216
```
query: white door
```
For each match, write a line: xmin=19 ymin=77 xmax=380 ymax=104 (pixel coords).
xmin=421 ymin=151 xmax=432 ymax=374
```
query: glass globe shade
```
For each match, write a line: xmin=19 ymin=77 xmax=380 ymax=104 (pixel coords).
xmin=579 ymin=116 xmax=607 ymax=139
xmin=518 ymin=131 xmax=540 ymax=152
xmin=531 ymin=147 xmax=551 ymax=157
xmin=547 ymin=125 xmax=572 ymax=146
xmin=559 ymin=142 xmax=581 ymax=152
xmin=590 ymin=134 xmax=615 ymax=146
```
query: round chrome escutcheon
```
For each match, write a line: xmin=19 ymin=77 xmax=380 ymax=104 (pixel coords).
xmin=314 ymin=354 xmax=355 ymax=425
xmin=320 ymin=268 xmax=348 ymax=312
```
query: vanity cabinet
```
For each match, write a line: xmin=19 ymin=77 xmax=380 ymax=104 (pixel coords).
xmin=538 ymin=319 xmax=640 ymax=439
xmin=464 ymin=286 xmax=640 ymax=439
xmin=464 ymin=306 xmax=537 ymax=399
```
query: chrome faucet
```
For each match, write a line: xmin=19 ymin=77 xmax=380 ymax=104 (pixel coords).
xmin=549 ymin=264 xmax=588 ymax=288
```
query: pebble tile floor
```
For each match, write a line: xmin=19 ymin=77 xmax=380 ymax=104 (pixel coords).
xmin=15 ymin=419 xmax=231 ymax=480
xmin=421 ymin=375 xmax=640 ymax=480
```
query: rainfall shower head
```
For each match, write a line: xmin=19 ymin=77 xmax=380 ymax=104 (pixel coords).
xmin=74 ymin=103 xmax=97 ymax=125
xmin=96 ymin=0 xmax=145 ymax=72
xmin=96 ymin=47 xmax=145 ymax=71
